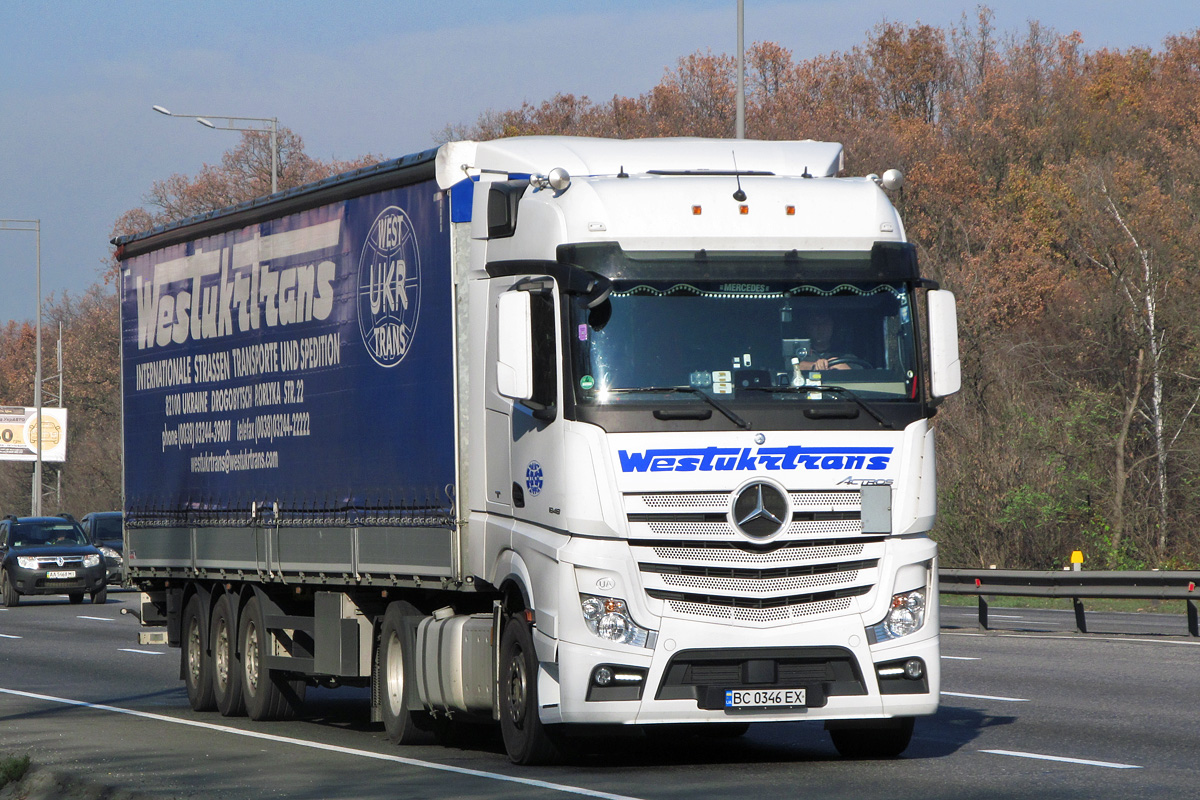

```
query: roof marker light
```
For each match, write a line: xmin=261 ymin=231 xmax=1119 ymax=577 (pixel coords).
xmin=692 ymin=205 xmax=702 ymax=215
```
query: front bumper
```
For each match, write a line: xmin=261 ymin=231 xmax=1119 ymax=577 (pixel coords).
xmin=9 ymin=564 xmax=107 ymax=596
xmin=542 ymin=614 xmax=939 ymax=726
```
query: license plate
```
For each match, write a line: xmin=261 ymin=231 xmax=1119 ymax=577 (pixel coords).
xmin=725 ymin=688 xmax=807 ymax=709
xmin=46 ymin=570 xmax=76 ymax=580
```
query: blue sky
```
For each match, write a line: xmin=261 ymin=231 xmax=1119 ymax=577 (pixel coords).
xmin=1 ymin=0 xmax=1197 ymax=330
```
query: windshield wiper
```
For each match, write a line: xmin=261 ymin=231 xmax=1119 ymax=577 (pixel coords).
xmin=746 ymin=384 xmax=893 ymax=429
xmin=604 ymin=386 xmax=751 ymax=430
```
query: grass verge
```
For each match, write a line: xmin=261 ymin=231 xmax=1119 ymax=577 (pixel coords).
xmin=0 ymin=755 xmax=31 ymax=789
xmin=940 ymin=593 xmax=1190 ymax=614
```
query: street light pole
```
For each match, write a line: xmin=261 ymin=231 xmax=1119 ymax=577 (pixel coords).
xmin=736 ymin=0 xmax=745 ymax=139
xmin=153 ymin=105 xmax=280 ymax=195
xmin=0 ymin=219 xmax=43 ymax=516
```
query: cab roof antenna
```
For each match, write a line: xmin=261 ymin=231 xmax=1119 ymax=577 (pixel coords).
xmin=732 ymin=151 xmax=747 ymax=202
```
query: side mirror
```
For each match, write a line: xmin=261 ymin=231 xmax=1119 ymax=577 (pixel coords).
xmin=927 ymin=289 xmax=961 ymax=398
xmin=496 ymin=291 xmax=534 ymax=400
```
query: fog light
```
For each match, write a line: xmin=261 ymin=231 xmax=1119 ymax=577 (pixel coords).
xmin=594 ymin=666 xmax=614 ymax=686
xmin=904 ymin=659 xmax=924 ymax=679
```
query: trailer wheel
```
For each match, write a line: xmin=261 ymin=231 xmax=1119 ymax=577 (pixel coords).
xmin=1 ymin=571 xmax=19 ymax=607
xmin=378 ymin=601 xmax=431 ymax=744
xmin=499 ymin=616 xmax=562 ymax=765
xmin=828 ymin=717 xmax=914 ymax=759
xmin=182 ymin=595 xmax=216 ymax=711
xmin=211 ymin=593 xmax=245 ymax=717
xmin=239 ymin=594 xmax=305 ymax=721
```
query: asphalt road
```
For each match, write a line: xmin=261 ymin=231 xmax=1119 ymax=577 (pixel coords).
xmin=1 ymin=593 xmax=1198 ymax=799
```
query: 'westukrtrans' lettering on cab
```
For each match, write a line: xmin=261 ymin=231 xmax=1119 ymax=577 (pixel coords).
xmin=617 ymin=446 xmax=893 ymax=473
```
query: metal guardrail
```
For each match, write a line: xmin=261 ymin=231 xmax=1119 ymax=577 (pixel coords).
xmin=939 ymin=569 xmax=1200 ymax=637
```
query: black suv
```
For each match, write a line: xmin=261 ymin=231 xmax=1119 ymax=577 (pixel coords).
xmin=0 ymin=515 xmax=108 ymax=606
xmin=80 ymin=511 xmax=123 ymax=585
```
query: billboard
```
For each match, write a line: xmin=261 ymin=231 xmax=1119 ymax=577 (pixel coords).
xmin=0 ymin=406 xmax=68 ymax=462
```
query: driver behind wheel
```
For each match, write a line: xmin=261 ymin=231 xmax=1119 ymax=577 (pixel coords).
xmin=796 ymin=311 xmax=861 ymax=371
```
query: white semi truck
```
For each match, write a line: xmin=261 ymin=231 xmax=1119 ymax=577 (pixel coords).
xmin=115 ymin=136 xmax=959 ymax=764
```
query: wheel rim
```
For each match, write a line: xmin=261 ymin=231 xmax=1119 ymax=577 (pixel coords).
xmin=244 ymin=620 xmax=260 ymax=693
xmin=214 ymin=618 xmax=230 ymax=691
xmin=506 ymin=645 xmax=529 ymax=728
xmin=186 ymin=617 xmax=202 ymax=685
xmin=385 ymin=631 xmax=404 ymax=715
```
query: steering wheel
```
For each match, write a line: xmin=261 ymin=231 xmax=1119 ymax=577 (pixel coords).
xmin=824 ymin=356 xmax=872 ymax=370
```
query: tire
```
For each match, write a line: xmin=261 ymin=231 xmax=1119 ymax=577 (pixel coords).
xmin=211 ymin=593 xmax=245 ymax=717
xmin=91 ymin=588 xmax=107 ymax=605
xmin=181 ymin=595 xmax=217 ymax=712
xmin=239 ymin=594 xmax=305 ymax=721
xmin=68 ymin=592 xmax=85 ymax=604
xmin=1 ymin=571 xmax=18 ymax=607
xmin=828 ymin=717 xmax=915 ymax=759
xmin=378 ymin=601 xmax=433 ymax=745
xmin=499 ymin=616 xmax=562 ymax=765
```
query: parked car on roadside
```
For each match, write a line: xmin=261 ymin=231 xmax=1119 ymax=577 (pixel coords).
xmin=80 ymin=511 xmax=123 ymax=585
xmin=0 ymin=515 xmax=108 ymax=606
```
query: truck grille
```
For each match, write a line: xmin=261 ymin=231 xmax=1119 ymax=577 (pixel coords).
xmin=626 ymin=489 xmax=883 ymax=626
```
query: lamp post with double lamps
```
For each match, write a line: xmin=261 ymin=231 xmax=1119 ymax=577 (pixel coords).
xmin=153 ymin=105 xmax=280 ymax=195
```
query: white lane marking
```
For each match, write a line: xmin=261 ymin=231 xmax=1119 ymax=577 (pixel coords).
xmin=987 ymin=614 xmax=1024 ymax=619
xmin=118 ymin=649 xmax=164 ymax=655
xmin=982 ymin=749 xmax=1141 ymax=769
xmin=942 ymin=691 xmax=1029 ymax=702
xmin=994 ymin=632 xmax=1200 ymax=647
xmin=0 ymin=634 xmax=21 ymax=639
xmin=942 ymin=630 xmax=1200 ymax=646
xmin=0 ymin=687 xmax=646 ymax=800
xmin=78 ymin=616 xmax=114 ymax=622
xmin=940 ymin=656 xmax=980 ymax=661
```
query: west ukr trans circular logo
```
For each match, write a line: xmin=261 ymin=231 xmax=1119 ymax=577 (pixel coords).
xmin=358 ymin=206 xmax=421 ymax=367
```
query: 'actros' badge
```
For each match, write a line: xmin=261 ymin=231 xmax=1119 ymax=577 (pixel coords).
xmin=358 ymin=206 xmax=421 ymax=367
xmin=731 ymin=481 xmax=790 ymax=540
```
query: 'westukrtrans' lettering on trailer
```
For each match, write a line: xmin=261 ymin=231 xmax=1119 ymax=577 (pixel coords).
xmin=132 ymin=220 xmax=341 ymax=351
xmin=618 ymin=446 xmax=893 ymax=472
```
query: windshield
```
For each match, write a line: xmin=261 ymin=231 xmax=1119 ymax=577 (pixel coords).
xmin=569 ymin=279 xmax=918 ymax=405
xmin=92 ymin=516 xmax=122 ymax=541
xmin=11 ymin=521 xmax=90 ymax=548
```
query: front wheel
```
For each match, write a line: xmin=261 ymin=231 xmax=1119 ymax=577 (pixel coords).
xmin=828 ymin=717 xmax=915 ymax=759
xmin=91 ymin=588 xmax=107 ymax=605
xmin=1 ymin=571 xmax=18 ymax=607
xmin=499 ymin=617 xmax=562 ymax=765
xmin=68 ymin=592 xmax=85 ymax=605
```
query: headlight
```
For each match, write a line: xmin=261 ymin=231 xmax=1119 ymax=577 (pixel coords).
xmin=98 ymin=546 xmax=122 ymax=561
xmin=17 ymin=556 xmax=38 ymax=570
xmin=84 ymin=554 xmax=102 ymax=568
xmin=579 ymin=595 xmax=655 ymax=648
xmin=870 ymin=589 xmax=927 ymax=642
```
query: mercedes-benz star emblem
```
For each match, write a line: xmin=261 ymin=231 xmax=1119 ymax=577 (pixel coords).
xmin=731 ymin=482 xmax=790 ymax=539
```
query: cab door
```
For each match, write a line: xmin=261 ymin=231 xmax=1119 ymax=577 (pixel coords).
xmin=493 ymin=277 xmax=565 ymax=532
